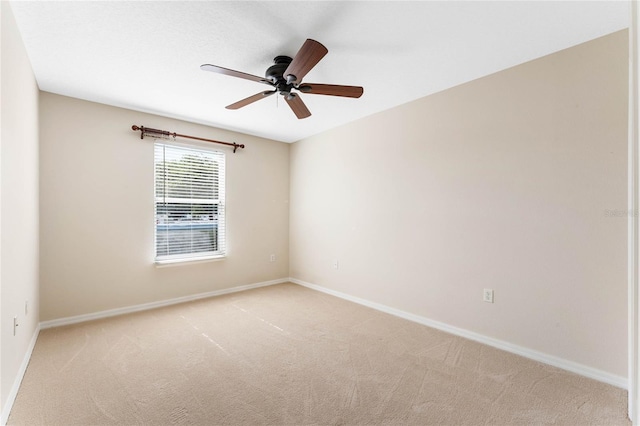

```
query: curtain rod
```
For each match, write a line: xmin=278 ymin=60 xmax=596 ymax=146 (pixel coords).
xmin=131 ymin=125 xmax=245 ymax=153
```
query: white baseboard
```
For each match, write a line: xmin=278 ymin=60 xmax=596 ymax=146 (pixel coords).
xmin=290 ymin=277 xmax=628 ymax=390
xmin=40 ymin=278 xmax=288 ymax=330
xmin=1 ymin=324 xmax=40 ymax=426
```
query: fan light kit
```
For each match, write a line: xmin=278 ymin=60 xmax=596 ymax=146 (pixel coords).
xmin=201 ymin=39 xmax=364 ymax=119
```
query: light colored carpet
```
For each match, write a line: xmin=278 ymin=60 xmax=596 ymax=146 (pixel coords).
xmin=8 ymin=283 xmax=629 ymax=425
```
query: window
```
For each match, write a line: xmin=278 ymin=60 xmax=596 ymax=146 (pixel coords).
xmin=154 ymin=143 xmax=225 ymax=263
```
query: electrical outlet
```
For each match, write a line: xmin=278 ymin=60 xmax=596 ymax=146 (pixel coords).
xmin=483 ymin=289 xmax=494 ymax=303
xmin=332 ymin=260 xmax=339 ymax=270
xmin=270 ymin=254 xmax=276 ymax=262
xmin=13 ymin=316 xmax=18 ymax=336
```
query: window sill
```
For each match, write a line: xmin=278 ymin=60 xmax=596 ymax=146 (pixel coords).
xmin=155 ymin=255 xmax=225 ymax=268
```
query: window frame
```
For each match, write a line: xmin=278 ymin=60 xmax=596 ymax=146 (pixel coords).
xmin=153 ymin=140 xmax=226 ymax=265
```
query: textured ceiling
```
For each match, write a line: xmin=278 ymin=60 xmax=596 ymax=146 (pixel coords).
xmin=8 ymin=1 xmax=629 ymax=143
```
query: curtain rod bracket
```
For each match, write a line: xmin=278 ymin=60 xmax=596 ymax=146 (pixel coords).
xmin=131 ymin=125 xmax=245 ymax=152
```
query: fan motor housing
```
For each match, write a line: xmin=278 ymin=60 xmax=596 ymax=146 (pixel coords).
xmin=265 ymin=56 xmax=292 ymax=84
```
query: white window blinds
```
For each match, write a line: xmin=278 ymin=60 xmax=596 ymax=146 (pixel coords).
xmin=154 ymin=143 xmax=226 ymax=262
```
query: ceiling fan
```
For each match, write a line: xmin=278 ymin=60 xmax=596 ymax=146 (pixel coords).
xmin=200 ymin=39 xmax=364 ymax=119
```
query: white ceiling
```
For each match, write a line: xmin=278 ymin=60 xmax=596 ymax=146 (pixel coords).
xmin=8 ymin=1 xmax=629 ymax=143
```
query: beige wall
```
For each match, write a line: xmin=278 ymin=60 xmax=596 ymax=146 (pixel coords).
xmin=0 ymin=1 xmax=40 ymax=415
xmin=39 ymin=93 xmax=289 ymax=321
xmin=290 ymin=30 xmax=629 ymax=377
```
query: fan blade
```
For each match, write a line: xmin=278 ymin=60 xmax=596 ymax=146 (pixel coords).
xmin=283 ymin=39 xmax=328 ymax=84
xmin=201 ymin=64 xmax=271 ymax=85
xmin=226 ymin=91 xmax=276 ymax=110
xmin=285 ymin=93 xmax=311 ymax=119
xmin=297 ymin=83 xmax=363 ymax=98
